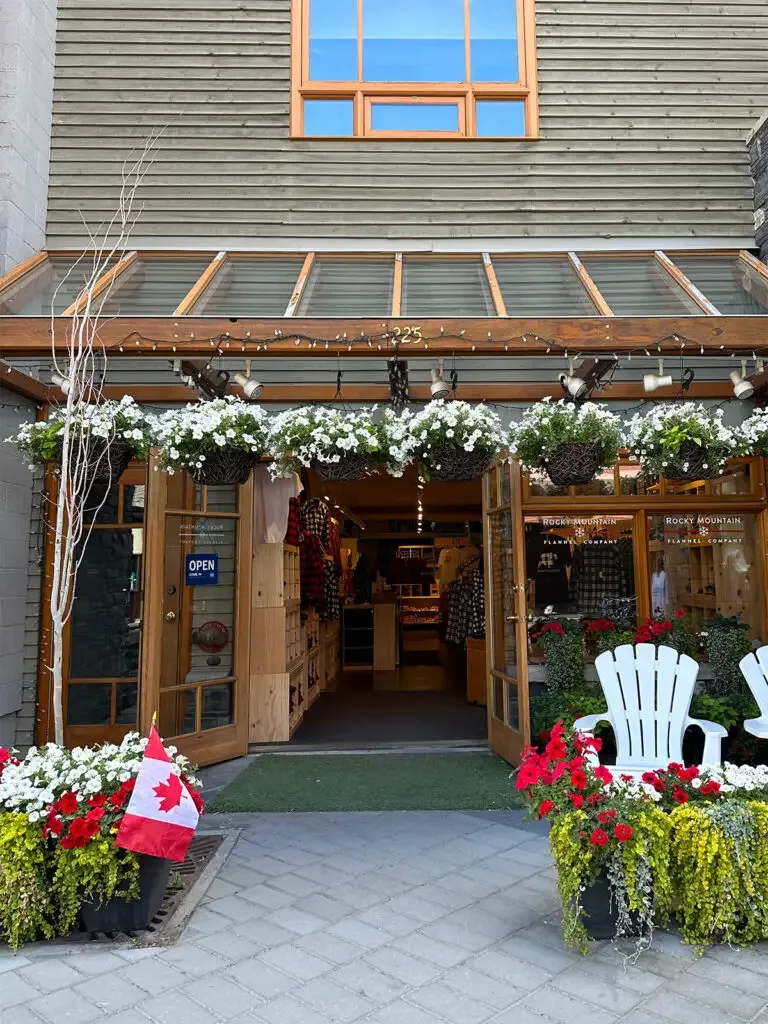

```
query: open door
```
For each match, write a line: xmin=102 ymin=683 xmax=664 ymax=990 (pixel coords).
xmin=140 ymin=457 xmax=252 ymax=766
xmin=483 ymin=459 xmax=531 ymax=764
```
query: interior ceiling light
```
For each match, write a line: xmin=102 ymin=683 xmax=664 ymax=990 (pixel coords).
xmin=559 ymin=357 xmax=618 ymax=403
xmin=643 ymin=358 xmax=674 ymax=393
xmin=731 ymin=359 xmax=768 ymax=401
xmin=430 ymin=359 xmax=451 ymax=400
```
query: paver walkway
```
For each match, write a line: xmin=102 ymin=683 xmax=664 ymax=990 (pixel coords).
xmin=2 ymin=810 xmax=768 ymax=1024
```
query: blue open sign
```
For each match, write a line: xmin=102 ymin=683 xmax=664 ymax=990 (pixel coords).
xmin=185 ymin=553 xmax=219 ymax=586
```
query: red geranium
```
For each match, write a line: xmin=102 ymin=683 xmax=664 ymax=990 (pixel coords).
xmin=590 ymin=829 xmax=609 ymax=847
xmin=673 ymin=787 xmax=689 ymax=804
xmin=614 ymin=824 xmax=633 ymax=842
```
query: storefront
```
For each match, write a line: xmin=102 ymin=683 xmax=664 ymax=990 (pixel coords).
xmin=2 ymin=247 xmax=768 ymax=765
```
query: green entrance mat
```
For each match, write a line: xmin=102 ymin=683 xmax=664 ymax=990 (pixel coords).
xmin=208 ymin=753 xmax=525 ymax=813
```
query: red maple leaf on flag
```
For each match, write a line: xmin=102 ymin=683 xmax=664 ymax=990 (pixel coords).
xmin=153 ymin=772 xmax=184 ymax=812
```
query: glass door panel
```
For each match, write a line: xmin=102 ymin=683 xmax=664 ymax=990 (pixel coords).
xmin=484 ymin=461 xmax=530 ymax=764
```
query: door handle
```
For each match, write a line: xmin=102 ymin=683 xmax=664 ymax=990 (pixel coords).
xmin=165 ymin=611 xmax=177 ymax=622
xmin=506 ymin=615 xmax=520 ymax=622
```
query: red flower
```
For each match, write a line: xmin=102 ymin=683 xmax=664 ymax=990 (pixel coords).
xmin=538 ymin=800 xmax=554 ymax=819
xmin=538 ymin=730 xmax=551 ymax=746
xmin=568 ymin=792 xmax=584 ymax=809
xmin=585 ymin=736 xmax=603 ymax=753
xmin=570 ymin=769 xmax=588 ymax=792
xmin=675 ymin=609 xmax=686 ymax=619
xmin=620 ymin=773 xmax=634 ymax=782
xmin=594 ymin=765 xmax=614 ymax=786
xmin=673 ymin=788 xmax=689 ymax=804
xmin=551 ymin=722 xmax=565 ymax=740
xmin=587 ymin=792 xmax=604 ymax=807
xmin=88 ymin=793 xmax=107 ymax=808
xmin=56 ymin=792 xmax=79 ymax=815
xmin=614 ymin=824 xmax=633 ymax=842
xmin=551 ymin=761 xmax=568 ymax=782
xmin=545 ymin=739 xmax=567 ymax=761
xmin=700 ymin=780 xmax=721 ymax=796
xmin=86 ymin=807 xmax=105 ymax=824
xmin=598 ymin=809 xmax=617 ymax=825
xmin=590 ymin=829 xmax=609 ymax=847
xmin=642 ymin=771 xmax=659 ymax=785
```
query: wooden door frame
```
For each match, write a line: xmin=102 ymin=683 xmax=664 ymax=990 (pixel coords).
xmin=484 ymin=460 xmax=531 ymax=765
xmin=140 ymin=456 xmax=253 ymax=765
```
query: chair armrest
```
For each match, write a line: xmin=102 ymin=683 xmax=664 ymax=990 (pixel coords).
xmin=573 ymin=713 xmax=613 ymax=734
xmin=685 ymin=717 xmax=728 ymax=738
xmin=686 ymin=717 xmax=727 ymax=767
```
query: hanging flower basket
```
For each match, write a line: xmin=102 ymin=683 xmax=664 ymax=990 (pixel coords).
xmin=427 ymin=446 xmax=497 ymax=482
xmin=312 ymin=454 xmax=378 ymax=482
xmin=663 ymin=440 xmax=715 ymax=481
xmin=545 ymin=442 xmax=605 ymax=488
xmin=189 ymin=448 xmax=260 ymax=486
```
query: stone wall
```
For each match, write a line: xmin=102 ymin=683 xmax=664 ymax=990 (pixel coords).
xmin=0 ymin=388 xmax=39 ymax=748
xmin=0 ymin=0 xmax=58 ymax=274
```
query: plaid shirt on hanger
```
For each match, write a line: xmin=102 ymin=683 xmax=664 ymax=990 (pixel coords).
xmin=301 ymin=498 xmax=330 ymax=547
xmin=300 ymin=533 xmax=327 ymax=613
xmin=284 ymin=496 xmax=301 ymax=546
xmin=569 ymin=543 xmax=630 ymax=615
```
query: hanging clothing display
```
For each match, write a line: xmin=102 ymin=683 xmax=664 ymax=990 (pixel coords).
xmin=569 ymin=543 xmax=631 ymax=615
xmin=437 ymin=545 xmax=480 ymax=591
xmin=284 ymin=496 xmax=302 ymax=546
xmin=526 ymin=524 xmax=572 ymax=609
xmin=301 ymin=497 xmax=330 ymax=546
xmin=445 ymin=564 xmax=485 ymax=643
xmin=299 ymin=533 xmax=326 ymax=613
xmin=651 ymin=570 xmax=668 ymax=616
xmin=253 ymin=466 xmax=303 ymax=544
xmin=321 ymin=560 xmax=341 ymax=622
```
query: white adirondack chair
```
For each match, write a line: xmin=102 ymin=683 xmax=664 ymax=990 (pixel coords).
xmin=573 ymin=643 xmax=726 ymax=775
xmin=738 ymin=648 xmax=768 ymax=739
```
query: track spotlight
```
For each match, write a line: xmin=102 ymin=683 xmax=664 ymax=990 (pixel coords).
xmin=233 ymin=371 xmax=263 ymax=400
xmin=50 ymin=372 xmax=73 ymax=396
xmin=731 ymin=359 xmax=768 ymax=402
xmin=643 ymin=359 xmax=674 ymax=393
xmin=559 ymin=357 xmax=618 ymax=403
xmin=430 ymin=359 xmax=451 ymax=400
xmin=171 ymin=358 xmax=230 ymax=400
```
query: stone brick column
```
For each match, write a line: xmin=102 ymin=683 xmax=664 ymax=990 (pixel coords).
xmin=0 ymin=0 xmax=58 ymax=275
xmin=748 ymin=112 xmax=768 ymax=261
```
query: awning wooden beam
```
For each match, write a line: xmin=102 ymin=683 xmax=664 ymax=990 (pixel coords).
xmin=1 ymin=315 xmax=765 ymax=357
xmin=284 ymin=252 xmax=315 ymax=316
xmin=567 ymin=252 xmax=613 ymax=316
xmin=0 ymin=361 xmax=51 ymax=403
xmin=654 ymin=251 xmax=721 ymax=316
xmin=739 ymin=249 xmax=768 ymax=284
xmin=173 ymin=250 xmax=227 ymax=315
xmin=0 ymin=251 xmax=49 ymax=298
xmin=101 ymin=380 xmax=737 ymax=404
xmin=482 ymin=254 xmax=507 ymax=317
xmin=61 ymin=251 xmax=139 ymax=317
xmin=392 ymin=254 xmax=403 ymax=317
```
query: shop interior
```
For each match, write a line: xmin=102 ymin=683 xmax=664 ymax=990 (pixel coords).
xmin=255 ymin=466 xmax=490 ymax=747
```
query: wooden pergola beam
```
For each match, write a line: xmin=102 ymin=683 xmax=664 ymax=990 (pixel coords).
xmin=173 ymin=251 xmax=227 ymax=315
xmin=482 ymin=254 xmax=507 ymax=317
xmin=739 ymin=249 xmax=768 ymax=285
xmin=0 ymin=361 xmax=51 ymax=403
xmin=392 ymin=254 xmax=403 ymax=317
xmin=567 ymin=252 xmax=613 ymax=316
xmin=0 ymin=252 xmax=48 ymax=297
xmin=100 ymin=380 xmax=737 ymax=404
xmin=654 ymin=251 xmax=721 ymax=316
xmin=61 ymin=251 xmax=139 ymax=317
xmin=284 ymin=252 xmax=315 ymax=316
xmin=1 ymin=315 xmax=766 ymax=357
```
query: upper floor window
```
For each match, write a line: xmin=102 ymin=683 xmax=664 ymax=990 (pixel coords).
xmin=291 ymin=0 xmax=539 ymax=139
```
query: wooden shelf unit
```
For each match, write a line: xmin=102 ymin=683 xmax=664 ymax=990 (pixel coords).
xmin=343 ymin=605 xmax=374 ymax=670
xmin=249 ymin=544 xmax=307 ymax=742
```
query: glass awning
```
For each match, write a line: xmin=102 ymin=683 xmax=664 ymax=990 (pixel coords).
xmin=1 ymin=249 xmax=767 ymax=319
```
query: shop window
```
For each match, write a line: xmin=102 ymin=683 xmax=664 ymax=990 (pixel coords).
xmin=293 ymin=0 xmax=538 ymax=139
xmin=525 ymin=515 xmax=637 ymax=649
xmin=647 ymin=513 xmax=765 ymax=638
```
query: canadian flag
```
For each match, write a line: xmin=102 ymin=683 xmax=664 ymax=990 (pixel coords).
xmin=115 ymin=725 xmax=200 ymax=863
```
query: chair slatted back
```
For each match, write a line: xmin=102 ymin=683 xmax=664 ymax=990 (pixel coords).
xmin=739 ymin=648 xmax=768 ymax=719
xmin=594 ymin=643 xmax=698 ymax=766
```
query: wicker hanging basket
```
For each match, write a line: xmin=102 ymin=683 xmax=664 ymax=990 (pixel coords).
xmin=426 ymin=447 xmax=497 ymax=482
xmin=544 ymin=442 xmax=604 ymax=487
xmin=312 ymin=455 xmax=377 ymax=482
xmin=57 ymin=439 xmax=132 ymax=489
xmin=189 ymin=448 xmax=260 ymax=486
xmin=663 ymin=440 xmax=715 ymax=481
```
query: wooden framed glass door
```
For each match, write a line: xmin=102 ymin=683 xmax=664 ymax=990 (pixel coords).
xmin=483 ymin=459 xmax=531 ymax=764
xmin=140 ymin=458 xmax=252 ymax=766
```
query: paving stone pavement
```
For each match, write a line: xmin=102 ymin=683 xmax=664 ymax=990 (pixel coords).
xmin=3 ymin=809 xmax=768 ymax=1023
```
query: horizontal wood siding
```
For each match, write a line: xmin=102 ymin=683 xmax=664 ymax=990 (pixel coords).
xmin=47 ymin=0 xmax=767 ymax=246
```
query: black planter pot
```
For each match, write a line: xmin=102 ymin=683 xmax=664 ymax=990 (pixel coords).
xmin=581 ymin=868 xmax=643 ymax=941
xmin=426 ymin=447 xmax=497 ymax=482
xmin=545 ymin=442 xmax=604 ymax=487
xmin=189 ymin=448 xmax=260 ymax=486
xmin=664 ymin=440 xmax=715 ymax=481
xmin=56 ymin=440 xmax=133 ymax=490
xmin=79 ymin=854 xmax=171 ymax=934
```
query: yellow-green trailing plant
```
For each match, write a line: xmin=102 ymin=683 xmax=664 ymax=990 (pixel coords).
xmin=0 ymin=812 xmax=55 ymax=949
